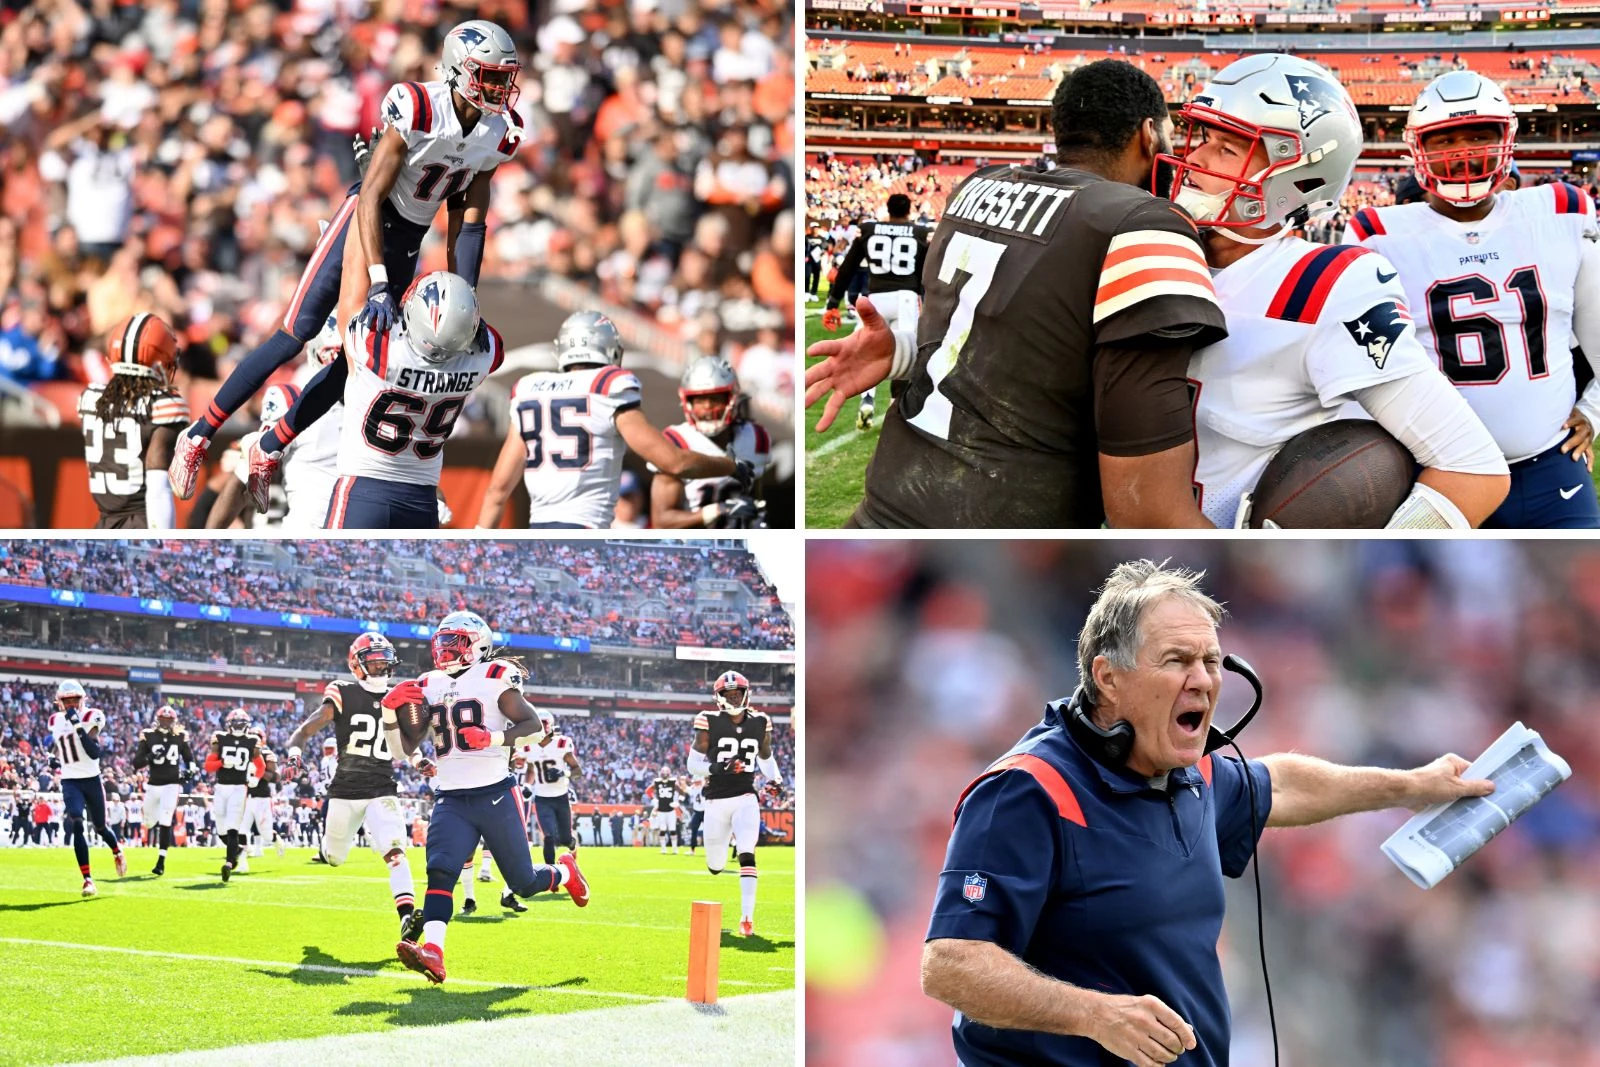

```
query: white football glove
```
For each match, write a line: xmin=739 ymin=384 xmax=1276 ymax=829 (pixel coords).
xmin=1232 ymin=492 xmax=1280 ymax=530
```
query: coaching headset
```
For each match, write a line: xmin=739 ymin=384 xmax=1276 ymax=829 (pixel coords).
xmin=1060 ymin=654 xmax=1280 ymax=1067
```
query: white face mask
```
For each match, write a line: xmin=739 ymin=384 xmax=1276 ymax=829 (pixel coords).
xmin=358 ymin=673 xmax=392 ymax=694
xmin=1176 ymin=184 xmax=1232 ymax=224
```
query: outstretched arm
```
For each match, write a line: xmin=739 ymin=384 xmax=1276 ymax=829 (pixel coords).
xmin=478 ymin=419 xmax=525 ymax=528
xmin=616 ymin=409 xmax=736 ymax=479
xmin=1261 ymin=752 xmax=1494 ymax=828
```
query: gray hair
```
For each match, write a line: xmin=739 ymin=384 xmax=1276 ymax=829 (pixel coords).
xmin=1076 ymin=560 xmax=1225 ymax=703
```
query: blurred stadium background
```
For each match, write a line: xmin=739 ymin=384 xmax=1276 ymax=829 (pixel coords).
xmin=0 ymin=0 xmax=796 ymax=528
xmin=802 ymin=1 xmax=1600 ymax=522
xmin=0 ymin=537 xmax=794 ymax=837
xmin=806 ymin=539 xmax=1600 ymax=1067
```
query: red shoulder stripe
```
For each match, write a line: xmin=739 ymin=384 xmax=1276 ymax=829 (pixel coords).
xmin=1349 ymin=207 xmax=1384 ymax=241
xmin=663 ymin=427 xmax=689 ymax=449
xmin=406 ymin=82 xmax=432 ymax=134
xmin=1266 ymin=245 xmax=1370 ymax=324
xmin=486 ymin=662 xmax=505 ymax=680
xmin=752 ymin=423 xmax=771 ymax=453
xmin=952 ymin=752 xmax=1086 ymax=828
xmin=591 ymin=366 xmax=622 ymax=395
xmin=486 ymin=323 xmax=505 ymax=373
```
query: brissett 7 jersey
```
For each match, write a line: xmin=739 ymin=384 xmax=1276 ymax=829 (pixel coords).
xmin=380 ymin=80 xmax=523 ymax=227
xmin=339 ymin=310 xmax=505 ymax=486
xmin=323 ymin=681 xmax=399 ymax=800
xmin=418 ymin=659 xmax=527 ymax=791
xmin=1344 ymin=183 xmax=1596 ymax=462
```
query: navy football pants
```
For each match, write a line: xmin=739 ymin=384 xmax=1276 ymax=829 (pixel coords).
xmin=1484 ymin=439 xmax=1600 ymax=528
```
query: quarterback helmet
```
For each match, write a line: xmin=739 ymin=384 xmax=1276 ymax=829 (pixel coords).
xmin=156 ymin=705 xmax=178 ymax=729
xmin=55 ymin=680 xmax=86 ymax=710
xmin=306 ymin=312 xmax=343 ymax=368
xmin=226 ymin=708 xmax=252 ymax=735
xmin=679 ymin=357 xmax=741 ymax=437
xmin=1405 ymin=71 xmax=1518 ymax=208
xmin=432 ymin=610 xmax=495 ymax=672
xmin=348 ymin=632 xmax=398 ymax=693
xmin=555 ymin=311 xmax=624 ymax=371
xmin=260 ymin=383 xmax=301 ymax=427
xmin=440 ymin=20 xmax=521 ymax=116
xmin=713 ymin=670 xmax=751 ymax=713
xmin=107 ymin=312 xmax=180 ymax=385
xmin=1157 ymin=54 xmax=1360 ymax=239
xmin=401 ymin=271 xmax=481 ymax=364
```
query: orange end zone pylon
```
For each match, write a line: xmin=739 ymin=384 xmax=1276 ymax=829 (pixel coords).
xmin=687 ymin=899 xmax=722 ymax=1003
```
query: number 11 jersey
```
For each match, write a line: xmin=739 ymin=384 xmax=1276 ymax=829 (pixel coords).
xmin=1344 ymin=183 xmax=1595 ymax=463
xmin=340 ymin=314 xmax=504 ymax=486
xmin=511 ymin=366 xmax=643 ymax=528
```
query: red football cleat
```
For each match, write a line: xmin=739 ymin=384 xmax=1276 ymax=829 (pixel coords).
xmin=739 ymin=918 xmax=754 ymax=937
xmin=558 ymin=852 xmax=588 ymax=908
xmin=114 ymin=851 xmax=126 ymax=878
xmin=397 ymin=940 xmax=446 ymax=984
xmin=168 ymin=429 xmax=209 ymax=500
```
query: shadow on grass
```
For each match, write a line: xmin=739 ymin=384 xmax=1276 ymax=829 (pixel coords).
xmin=720 ymin=931 xmax=794 ymax=954
xmin=0 ymin=899 xmax=89 ymax=913
xmin=335 ymin=983 xmax=540 ymax=1028
xmin=176 ymin=881 xmax=231 ymax=892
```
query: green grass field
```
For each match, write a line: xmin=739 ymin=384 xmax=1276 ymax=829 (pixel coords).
xmin=804 ymin=286 xmax=888 ymax=528
xmin=0 ymin=845 xmax=794 ymax=1066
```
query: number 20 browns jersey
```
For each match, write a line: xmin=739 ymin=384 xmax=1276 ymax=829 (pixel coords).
xmin=337 ymin=314 xmax=505 ymax=488
xmin=511 ymin=365 xmax=643 ymax=528
xmin=1344 ymin=183 xmax=1600 ymax=462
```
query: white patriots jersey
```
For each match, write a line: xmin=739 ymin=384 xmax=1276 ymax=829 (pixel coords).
xmin=286 ymin=360 xmax=341 ymax=528
xmin=1191 ymin=237 xmax=1436 ymax=526
xmin=512 ymin=366 xmax=643 ymax=528
xmin=527 ymin=733 xmax=576 ymax=797
xmin=656 ymin=420 xmax=772 ymax=510
xmin=320 ymin=754 xmax=339 ymax=781
xmin=338 ymin=314 xmax=504 ymax=486
xmin=49 ymin=708 xmax=106 ymax=779
xmin=1344 ymin=184 xmax=1595 ymax=462
xmin=379 ymin=80 xmax=523 ymax=227
xmin=419 ymin=658 xmax=526 ymax=792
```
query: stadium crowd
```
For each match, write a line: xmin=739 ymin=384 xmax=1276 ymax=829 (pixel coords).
xmin=1 ymin=684 xmax=794 ymax=811
xmin=807 ymin=540 xmax=1600 ymax=1067
xmin=0 ymin=539 xmax=794 ymax=651
xmin=0 ymin=0 xmax=794 ymax=424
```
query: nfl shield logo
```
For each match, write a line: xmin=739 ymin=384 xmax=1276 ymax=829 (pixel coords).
xmin=963 ymin=874 xmax=987 ymax=902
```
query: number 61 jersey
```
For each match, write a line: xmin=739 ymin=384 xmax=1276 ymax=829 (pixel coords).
xmin=1344 ymin=183 xmax=1596 ymax=463
xmin=323 ymin=681 xmax=399 ymax=799
xmin=418 ymin=659 xmax=527 ymax=791
xmin=697 ymin=706 xmax=772 ymax=800
xmin=340 ymin=313 xmax=505 ymax=487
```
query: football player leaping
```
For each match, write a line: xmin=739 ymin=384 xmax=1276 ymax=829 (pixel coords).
xmin=48 ymin=681 xmax=126 ymax=896
xmin=380 ymin=611 xmax=588 ymax=984
xmin=204 ymin=709 xmax=265 ymax=883
xmin=1344 ymin=70 xmax=1600 ymax=528
xmin=1157 ymin=54 xmax=1510 ymax=528
xmin=249 ymin=270 xmax=504 ymax=529
xmin=170 ymin=20 xmax=525 ymax=497
xmin=133 ymin=705 xmax=196 ymax=876
xmin=478 ymin=312 xmax=755 ymax=529
xmin=688 ymin=671 xmax=781 ymax=937
xmin=284 ymin=634 xmax=420 ymax=935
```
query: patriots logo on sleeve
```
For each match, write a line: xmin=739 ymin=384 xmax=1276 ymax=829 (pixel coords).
xmin=1344 ymin=301 xmax=1412 ymax=370
xmin=1287 ymin=74 xmax=1343 ymax=130
xmin=963 ymin=873 xmax=987 ymax=902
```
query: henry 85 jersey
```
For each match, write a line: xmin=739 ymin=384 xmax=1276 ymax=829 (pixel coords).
xmin=418 ymin=659 xmax=527 ymax=791
xmin=857 ymin=165 xmax=1228 ymax=528
xmin=338 ymin=313 xmax=505 ymax=487
xmin=324 ymin=681 xmax=399 ymax=799
xmin=1190 ymin=239 xmax=1437 ymax=526
xmin=1345 ymin=183 xmax=1596 ymax=462
xmin=380 ymin=80 xmax=522 ymax=227
xmin=512 ymin=366 xmax=643 ymax=528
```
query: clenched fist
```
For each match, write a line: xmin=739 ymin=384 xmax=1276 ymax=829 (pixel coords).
xmin=1088 ymin=993 xmax=1197 ymax=1067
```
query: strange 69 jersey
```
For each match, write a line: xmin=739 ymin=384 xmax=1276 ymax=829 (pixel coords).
xmin=380 ymin=80 xmax=523 ymax=227
xmin=1190 ymin=238 xmax=1436 ymax=526
xmin=657 ymin=420 xmax=771 ymax=512
xmin=512 ymin=366 xmax=643 ymax=528
xmin=418 ymin=659 xmax=526 ymax=791
xmin=1344 ymin=183 xmax=1593 ymax=462
xmin=338 ymin=312 xmax=505 ymax=487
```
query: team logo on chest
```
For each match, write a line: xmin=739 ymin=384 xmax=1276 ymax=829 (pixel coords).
xmin=1344 ymin=301 xmax=1412 ymax=370
xmin=963 ymin=873 xmax=988 ymax=902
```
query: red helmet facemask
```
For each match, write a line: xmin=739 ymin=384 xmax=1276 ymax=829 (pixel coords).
xmin=1154 ymin=104 xmax=1301 ymax=231
xmin=463 ymin=59 xmax=520 ymax=115
xmin=1407 ymin=118 xmax=1516 ymax=207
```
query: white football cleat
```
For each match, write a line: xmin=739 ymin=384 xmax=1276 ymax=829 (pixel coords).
xmin=243 ymin=430 xmax=281 ymax=513
xmin=82 ymin=878 xmax=97 ymax=898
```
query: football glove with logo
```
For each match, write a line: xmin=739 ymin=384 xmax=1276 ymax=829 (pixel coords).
xmin=359 ymin=282 xmax=399 ymax=332
xmin=381 ymin=680 xmax=427 ymax=710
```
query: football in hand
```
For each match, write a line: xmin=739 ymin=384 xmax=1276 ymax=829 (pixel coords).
xmin=1247 ymin=419 xmax=1414 ymax=529
xmin=393 ymin=701 xmax=431 ymax=745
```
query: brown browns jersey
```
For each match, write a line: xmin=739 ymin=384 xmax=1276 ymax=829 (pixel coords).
xmin=826 ymin=220 xmax=930 ymax=307
xmin=76 ymin=384 xmax=188 ymax=525
xmin=854 ymin=165 xmax=1228 ymax=528
xmin=134 ymin=726 xmax=195 ymax=786
xmin=323 ymin=681 xmax=399 ymax=799
xmin=211 ymin=730 xmax=260 ymax=786
xmin=696 ymin=708 xmax=771 ymax=801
